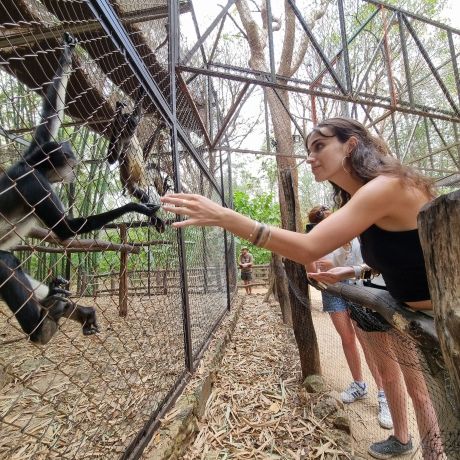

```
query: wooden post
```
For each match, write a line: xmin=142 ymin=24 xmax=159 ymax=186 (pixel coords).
xmin=162 ymin=270 xmax=168 ymax=295
xmin=81 ymin=272 xmax=88 ymax=296
xmin=279 ymin=169 xmax=321 ymax=377
xmin=119 ymin=224 xmax=128 ymax=317
xmin=418 ymin=189 xmax=460 ymax=412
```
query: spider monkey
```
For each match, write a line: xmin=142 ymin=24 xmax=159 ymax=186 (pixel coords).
xmin=143 ymin=122 xmax=173 ymax=197
xmin=0 ymin=33 xmax=161 ymax=345
xmin=107 ymin=92 xmax=169 ymax=232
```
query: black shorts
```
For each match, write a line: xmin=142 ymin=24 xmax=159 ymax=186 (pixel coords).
xmin=241 ymin=271 xmax=253 ymax=281
xmin=348 ymin=303 xmax=391 ymax=332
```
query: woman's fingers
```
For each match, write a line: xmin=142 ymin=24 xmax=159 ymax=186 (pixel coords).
xmin=307 ymin=272 xmax=338 ymax=285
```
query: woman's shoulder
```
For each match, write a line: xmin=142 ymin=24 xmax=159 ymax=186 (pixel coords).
xmin=356 ymin=175 xmax=425 ymax=203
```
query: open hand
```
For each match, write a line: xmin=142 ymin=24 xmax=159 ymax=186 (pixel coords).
xmin=161 ymin=193 xmax=226 ymax=228
xmin=307 ymin=266 xmax=354 ymax=285
xmin=315 ymin=258 xmax=334 ymax=272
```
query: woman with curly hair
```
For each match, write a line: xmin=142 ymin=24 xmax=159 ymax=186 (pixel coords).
xmin=162 ymin=117 xmax=442 ymax=459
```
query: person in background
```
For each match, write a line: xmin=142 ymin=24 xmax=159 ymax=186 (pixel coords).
xmin=162 ymin=117 xmax=443 ymax=459
xmin=307 ymin=205 xmax=392 ymax=430
xmin=239 ymin=247 xmax=253 ymax=295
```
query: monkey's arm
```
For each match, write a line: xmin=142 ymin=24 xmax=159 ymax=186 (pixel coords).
xmin=107 ymin=132 xmax=123 ymax=164
xmin=19 ymin=172 xmax=161 ymax=240
xmin=33 ymin=33 xmax=77 ymax=146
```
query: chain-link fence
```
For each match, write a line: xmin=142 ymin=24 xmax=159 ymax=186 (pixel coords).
xmin=0 ymin=1 xmax=235 ymax=458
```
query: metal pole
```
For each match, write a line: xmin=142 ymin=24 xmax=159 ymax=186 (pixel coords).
xmin=266 ymin=0 xmax=276 ymax=82
xmin=169 ymin=0 xmax=193 ymax=371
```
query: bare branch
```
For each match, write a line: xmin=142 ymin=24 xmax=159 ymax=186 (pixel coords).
xmin=289 ymin=0 xmax=331 ymax=76
xmin=235 ymin=0 xmax=267 ymax=70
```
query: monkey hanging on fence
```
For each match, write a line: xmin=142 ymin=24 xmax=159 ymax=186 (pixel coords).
xmin=107 ymin=92 xmax=172 ymax=232
xmin=0 ymin=33 xmax=162 ymax=345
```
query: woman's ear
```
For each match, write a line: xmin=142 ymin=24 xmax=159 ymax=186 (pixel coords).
xmin=347 ymin=136 xmax=358 ymax=154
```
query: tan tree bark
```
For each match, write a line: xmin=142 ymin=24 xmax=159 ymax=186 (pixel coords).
xmin=235 ymin=0 xmax=329 ymax=376
xmin=418 ymin=189 xmax=460 ymax=413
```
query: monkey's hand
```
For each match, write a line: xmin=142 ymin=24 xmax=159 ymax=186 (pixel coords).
xmin=138 ymin=202 xmax=161 ymax=216
xmin=150 ymin=216 xmax=166 ymax=233
xmin=63 ymin=32 xmax=78 ymax=49
xmin=77 ymin=306 xmax=100 ymax=336
xmin=48 ymin=276 xmax=71 ymax=297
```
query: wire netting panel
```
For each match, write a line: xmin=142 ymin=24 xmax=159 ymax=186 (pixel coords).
xmin=176 ymin=143 xmax=229 ymax=362
xmin=0 ymin=1 xmax=234 ymax=457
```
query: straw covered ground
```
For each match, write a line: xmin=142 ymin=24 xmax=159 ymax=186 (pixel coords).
xmin=173 ymin=288 xmax=422 ymax=460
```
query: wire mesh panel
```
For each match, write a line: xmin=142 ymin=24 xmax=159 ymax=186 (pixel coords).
xmin=0 ymin=0 xmax=234 ymax=458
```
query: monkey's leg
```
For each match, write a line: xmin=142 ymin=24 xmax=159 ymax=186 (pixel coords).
xmin=0 ymin=251 xmax=57 ymax=344
xmin=0 ymin=252 xmax=98 ymax=344
xmin=41 ymin=295 xmax=100 ymax=337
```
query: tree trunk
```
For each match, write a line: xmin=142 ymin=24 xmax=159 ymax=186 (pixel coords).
xmin=280 ymin=170 xmax=321 ymax=377
xmin=418 ymin=189 xmax=460 ymax=413
xmin=235 ymin=0 xmax=322 ymax=377
xmin=272 ymin=253 xmax=292 ymax=326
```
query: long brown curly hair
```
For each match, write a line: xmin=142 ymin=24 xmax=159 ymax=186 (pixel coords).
xmin=306 ymin=117 xmax=436 ymax=208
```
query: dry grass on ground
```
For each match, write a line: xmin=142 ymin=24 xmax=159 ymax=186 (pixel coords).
xmin=179 ymin=288 xmax=422 ymax=460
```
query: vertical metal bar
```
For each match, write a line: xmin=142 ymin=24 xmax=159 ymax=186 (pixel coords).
xmin=169 ymin=0 xmax=193 ymax=371
xmin=398 ymin=12 xmax=414 ymax=108
xmin=337 ymin=0 xmax=352 ymax=95
xmin=447 ymin=30 xmax=460 ymax=107
xmin=209 ymin=83 xmax=236 ymax=301
xmin=390 ymin=112 xmax=401 ymax=159
xmin=423 ymin=117 xmax=434 ymax=169
xmin=218 ymin=150 xmax=231 ymax=312
xmin=264 ymin=90 xmax=271 ymax=151
xmin=381 ymin=7 xmax=397 ymax=107
xmin=266 ymin=0 xmax=276 ymax=82
xmin=311 ymin=95 xmax=318 ymax=126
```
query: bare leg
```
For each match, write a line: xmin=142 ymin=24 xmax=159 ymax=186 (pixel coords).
xmin=389 ymin=332 xmax=444 ymax=460
xmin=243 ymin=279 xmax=250 ymax=295
xmin=363 ymin=331 xmax=410 ymax=443
xmin=354 ymin=323 xmax=383 ymax=390
xmin=330 ymin=311 xmax=363 ymax=382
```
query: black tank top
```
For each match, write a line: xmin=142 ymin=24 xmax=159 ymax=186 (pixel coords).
xmin=359 ymin=225 xmax=430 ymax=302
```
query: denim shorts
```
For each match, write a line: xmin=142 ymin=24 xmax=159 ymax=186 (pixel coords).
xmin=321 ymin=290 xmax=349 ymax=313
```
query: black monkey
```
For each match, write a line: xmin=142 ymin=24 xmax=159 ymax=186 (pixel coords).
xmin=0 ymin=33 xmax=161 ymax=344
xmin=107 ymin=91 xmax=166 ymax=233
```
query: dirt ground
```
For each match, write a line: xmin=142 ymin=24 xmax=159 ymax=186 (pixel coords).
xmin=181 ymin=286 xmax=423 ymax=459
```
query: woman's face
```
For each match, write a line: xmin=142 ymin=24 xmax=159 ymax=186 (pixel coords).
xmin=306 ymin=128 xmax=349 ymax=183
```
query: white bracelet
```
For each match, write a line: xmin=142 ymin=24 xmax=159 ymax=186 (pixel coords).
xmin=352 ymin=265 xmax=362 ymax=280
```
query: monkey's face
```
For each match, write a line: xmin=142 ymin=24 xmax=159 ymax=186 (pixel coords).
xmin=45 ymin=142 xmax=77 ymax=184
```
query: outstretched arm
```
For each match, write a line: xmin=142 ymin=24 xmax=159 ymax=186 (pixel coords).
xmin=21 ymin=173 xmax=160 ymax=240
xmin=161 ymin=178 xmax=398 ymax=266
xmin=36 ymin=199 xmax=160 ymax=240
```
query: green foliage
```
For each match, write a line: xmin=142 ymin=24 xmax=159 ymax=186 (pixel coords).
xmin=232 ymin=189 xmax=280 ymax=264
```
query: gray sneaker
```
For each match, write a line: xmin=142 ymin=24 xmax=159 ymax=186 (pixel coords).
xmin=368 ymin=436 xmax=413 ymax=459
